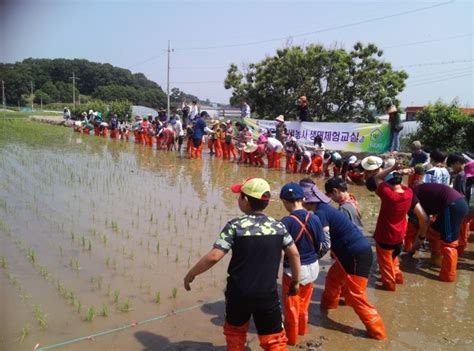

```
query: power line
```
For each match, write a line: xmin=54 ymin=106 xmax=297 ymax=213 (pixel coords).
xmin=383 ymin=33 xmax=473 ymax=50
xmin=171 ymin=81 xmax=223 ymax=84
xmin=405 ymin=71 xmax=474 ymax=88
xmin=408 ymin=68 xmax=474 ymax=84
xmin=394 ymin=59 xmax=473 ymax=69
xmin=174 ymin=1 xmax=454 ymax=51
xmin=126 ymin=52 xmax=167 ymax=70
xmin=408 ymin=66 xmax=474 ymax=80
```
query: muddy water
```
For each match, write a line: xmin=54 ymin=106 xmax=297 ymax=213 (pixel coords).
xmin=0 ymin=119 xmax=473 ymax=351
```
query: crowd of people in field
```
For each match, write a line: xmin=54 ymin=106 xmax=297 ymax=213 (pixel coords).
xmin=66 ymin=101 xmax=474 ymax=350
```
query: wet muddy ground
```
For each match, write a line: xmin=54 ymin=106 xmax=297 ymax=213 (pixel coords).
xmin=0 ymin=119 xmax=473 ymax=351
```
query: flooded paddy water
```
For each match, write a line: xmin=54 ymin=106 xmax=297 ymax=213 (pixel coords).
xmin=0 ymin=118 xmax=473 ymax=351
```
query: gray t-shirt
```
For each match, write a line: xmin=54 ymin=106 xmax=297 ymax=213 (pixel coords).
xmin=339 ymin=202 xmax=364 ymax=234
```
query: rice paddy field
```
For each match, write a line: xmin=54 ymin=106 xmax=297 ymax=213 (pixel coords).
xmin=0 ymin=116 xmax=473 ymax=351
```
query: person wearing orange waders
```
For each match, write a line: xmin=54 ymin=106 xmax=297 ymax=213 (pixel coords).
xmin=284 ymin=136 xmax=299 ymax=173
xmin=109 ymin=113 xmax=119 ymax=139
xmin=409 ymin=183 xmax=469 ymax=282
xmin=132 ymin=116 xmax=143 ymax=144
xmin=190 ymin=112 xmax=208 ymax=159
xmin=279 ymin=183 xmax=330 ymax=345
xmin=141 ymin=116 xmax=151 ymax=146
xmin=447 ymin=156 xmax=471 ymax=254
xmin=225 ymin=120 xmax=237 ymax=161
xmin=367 ymin=163 xmax=413 ymax=291
xmin=83 ymin=122 xmax=93 ymax=135
xmin=299 ymin=179 xmax=386 ymax=340
xmin=214 ymin=123 xmax=224 ymax=158
xmin=184 ymin=178 xmax=301 ymax=350
xmin=266 ymin=136 xmax=283 ymax=170
xmin=218 ymin=122 xmax=228 ymax=159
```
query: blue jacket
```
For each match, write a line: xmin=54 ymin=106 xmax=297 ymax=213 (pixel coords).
xmin=192 ymin=117 xmax=207 ymax=140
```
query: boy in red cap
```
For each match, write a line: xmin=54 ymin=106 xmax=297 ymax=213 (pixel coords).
xmin=279 ymin=182 xmax=329 ymax=345
xmin=184 ymin=178 xmax=301 ymax=350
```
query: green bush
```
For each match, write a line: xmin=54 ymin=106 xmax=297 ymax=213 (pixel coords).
xmin=413 ymin=100 xmax=472 ymax=153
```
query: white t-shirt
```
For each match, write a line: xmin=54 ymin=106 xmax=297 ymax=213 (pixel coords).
xmin=266 ymin=137 xmax=283 ymax=153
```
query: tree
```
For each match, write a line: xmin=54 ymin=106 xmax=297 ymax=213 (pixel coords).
xmin=413 ymin=100 xmax=472 ymax=153
xmin=224 ymin=43 xmax=408 ymax=122
xmin=34 ymin=90 xmax=52 ymax=104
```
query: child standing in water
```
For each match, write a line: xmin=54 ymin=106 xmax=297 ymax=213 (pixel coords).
xmin=279 ymin=182 xmax=329 ymax=345
xmin=184 ymin=178 xmax=301 ymax=350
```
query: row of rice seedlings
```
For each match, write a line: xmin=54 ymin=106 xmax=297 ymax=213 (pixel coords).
xmin=32 ymin=304 xmax=47 ymax=329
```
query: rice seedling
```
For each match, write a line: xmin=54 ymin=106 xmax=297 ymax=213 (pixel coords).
xmin=150 ymin=214 xmax=153 ymax=222
xmin=33 ymin=304 xmax=47 ymax=330
xmin=102 ymin=234 xmax=108 ymax=246
xmin=120 ymin=298 xmax=132 ymax=312
xmin=81 ymin=236 xmax=86 ymax=248
xmin=100 ymin=304 xmax=109 ymax=317
xmin=111 ymin=221 xmax=118 ymax=232
xmin=155 ymin=291 xmax=161 ymax=304
xmin=19 ymin=323 xmax=29 ymax=343
xmin=59 ymin=246 xmax=63 ymax=257
xmin=166 ymin=248 xmax=169 ymax=257
xmin=86 ymin=307 xmax=95 ymax=321
xmin=26 ymin=248 xmax=36 ymax=264
xmin=171 ymin=287 xmax=178 ymax=300
xmin=106 ymin=284 xmax=111 ymax=297
xmin=105 ymin=256 xmax=111 ymax=267
xmin=175 ymin=254 xmax=179 ymax=263
xmin=69 ymin=257 xmax=80 ymax=272
xmin=19 ymin=292 xmax=31 ymax=302
xmin=71 ymin=231 xmax=75 ymax=241
xmin=156 ymin=242 xmax=160 ymax=254
xmin=113 ymin=289 xmax=120 ymax=304
xmin=87 ymin=240 xmax=92 ymax=251
xmin=0 ymin=256 xmax=7 ymax=269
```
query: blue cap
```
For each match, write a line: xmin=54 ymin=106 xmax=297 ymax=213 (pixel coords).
xmin=280 ymin=182 xmax=305 ymax=201
xmin=384 ymin=171 xmax=401 ymax=183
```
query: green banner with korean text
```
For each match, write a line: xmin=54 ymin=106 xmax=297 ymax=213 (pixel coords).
xmin=240 ymin=118 xmax=390 ymax=153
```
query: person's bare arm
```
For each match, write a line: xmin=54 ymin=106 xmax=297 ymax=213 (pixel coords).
xmin=284 ymin=243 xmax=301 ymax=295
xmin=184 ymin=248 xmax=226 ymax=291
xmin=409 ymin=203 xmax=430 ymax=254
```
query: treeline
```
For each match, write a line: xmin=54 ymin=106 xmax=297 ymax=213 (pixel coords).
xmin=0 ymin=58 xmax=171 ymax=108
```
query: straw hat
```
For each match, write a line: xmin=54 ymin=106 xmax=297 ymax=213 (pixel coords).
xmin=361 ymin=156 xmax=383 ymax=171
xmin=387 ymin=105 xmax=397 ymax=113
xmin=275 ymin=115 xmax=285 ymax=123
xmin=243 ymin=142 xmax=258 ymax=153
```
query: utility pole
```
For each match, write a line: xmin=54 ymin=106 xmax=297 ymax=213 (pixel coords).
xmin=30 ymin=81 xmax=34 ymax=111
xmin=1 ymin=80 xmax=5 ymax=111
xmin=167 ymin=40 xmax=171 ymax=119
xmin=69 ymin=72 xmax=80 ymax=109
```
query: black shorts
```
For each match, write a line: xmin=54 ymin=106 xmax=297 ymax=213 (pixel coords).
xmin=177 ymin=135 xmax=184 ymax=145
xmin=376 ymin=241 xmax=403 ymax=259
xmin=337 ymin=247 xmax=373 ymax=278
xmin=225 ymin=290 xmax=283 ymax=335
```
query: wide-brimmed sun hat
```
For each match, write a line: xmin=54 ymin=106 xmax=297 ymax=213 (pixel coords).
xmin=361 ymin=156 xmax=383 ymax=171
xmin=243 ymin=142 xmax=258 ymax=153
xmin=275 ymin=115 xmax=285 ymax=123
xmin=299 ymin=182 xmax=330 ymax=204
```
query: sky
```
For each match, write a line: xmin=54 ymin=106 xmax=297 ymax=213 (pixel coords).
xmin=1 ymin=0 xmax=473 ymax=107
